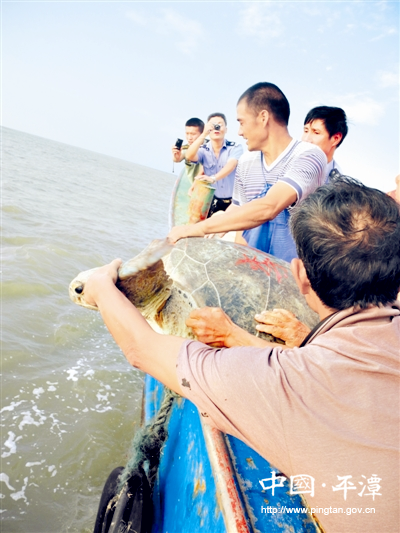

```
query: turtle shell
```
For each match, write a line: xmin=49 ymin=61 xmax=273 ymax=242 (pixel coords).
xmin=71 ymin=237 xmax=319 ymax=340
xmin=159 ymin=238 xmax=318 ymax=336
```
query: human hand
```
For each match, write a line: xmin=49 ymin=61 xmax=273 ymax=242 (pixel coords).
xmin=196 ymin=175 xmax=215 ymax=184
xmin=204 ymin=120 xmax=216 ymax=136
xmin=186 ymin=307 xmax=236 ymax=347
xmin=168 ymin=224 xmax=205 ymax=244
xmin=254 ymin=309 xmax=311 ymax=348
xmin=83 ymin=259 xmax=123 ymax=308
xmin=172 ymin=146 xmax=182 ymax=163
xmin=188 ymin=175 xmax=213 ymax=198
xmin=188 ymin=173 xmax=211 ymax=197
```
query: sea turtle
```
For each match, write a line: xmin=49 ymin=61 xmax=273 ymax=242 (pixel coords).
xmin=69 ymin=238 xmax=318 ymax=341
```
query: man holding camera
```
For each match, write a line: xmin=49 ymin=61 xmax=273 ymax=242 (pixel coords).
xmin=171 ymin=117 xmax=205 ymax=182
xmin=185 ymin=113 xmax=243 ymax=216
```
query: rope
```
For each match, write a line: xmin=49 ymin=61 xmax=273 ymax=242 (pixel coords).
xmin=97 ymin=387 xmax=179 ymax=533
xmin=117 ymin=387 xmax=179 ymax=492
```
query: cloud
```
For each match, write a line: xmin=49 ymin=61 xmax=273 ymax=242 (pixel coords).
xmin=339 ymin=95 xmax=385 ymax=125
xmin=301 ymin=5 xmax=322 ymax=17
xmin=377 ymin=68 xmax=399 ymax=88
xmin=369 ymin=26 xmax=397 ymax=42
xmin=308 ymin=93 xmax=385 ymax=126
xmin=159 ymin=10 xmax=204 ymax=55
xmin=126 ymin=11 xmax=147 ymax=26
xmin=302 ymin=1 xmax=397 ymax=42
xmin=237 ymin=2 xmax=284 ymax=41
xmin=126 ymin=9 xmax=204 ymax=55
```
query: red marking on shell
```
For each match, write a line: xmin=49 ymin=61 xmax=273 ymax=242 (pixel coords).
xmin=235 ymin=254 xmax=288 ymax=283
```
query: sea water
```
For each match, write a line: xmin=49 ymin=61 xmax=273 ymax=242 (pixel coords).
xmin=1 ymin=127 xmax=176 ymax=532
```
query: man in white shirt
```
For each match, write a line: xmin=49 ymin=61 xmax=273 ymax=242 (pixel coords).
xmin=302 ymin=106 xmax=348 ymax=182
xmin=168 ymin=82 xmax=326 ymax=262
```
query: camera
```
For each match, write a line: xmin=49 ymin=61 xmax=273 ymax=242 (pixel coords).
xmin=175 ymin=138 xmax=183 ymax=150
xmin=213 ymin=124 xmax=221 ymax=131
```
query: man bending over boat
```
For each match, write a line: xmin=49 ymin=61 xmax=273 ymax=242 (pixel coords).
xmin=302 ymin=106 xmax=348 ymax=183
xmin=82 ymin=177 xmax=400 ymax=533
xmin=184 ymin=112 xmax=243 ymax=217
xmin=168 ymin=83 xmax=327 ymax=262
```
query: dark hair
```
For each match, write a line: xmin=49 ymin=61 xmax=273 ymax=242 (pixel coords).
xmin=290 ymin=176 xmax=400 ymax=310
xmin=207 ymin=113 xmax=227 ymax=125
xmin=304 ymin=106 xmax=348 ymax=148
xmin=185 ymin=117 xmax=204 ymax=133
xmin=238 ymin=82 xmax=290 ymax=126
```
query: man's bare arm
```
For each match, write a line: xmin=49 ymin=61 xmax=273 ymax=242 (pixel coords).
xmin=168 ymin=181 xmax=297 ymax=243
xmin=84 ymin=260 xmax=185 ymax=395
xmin=185 ymin=121 xmax=213 ymax=162
xmin=199 ymin=158 xmax=238 ymax=183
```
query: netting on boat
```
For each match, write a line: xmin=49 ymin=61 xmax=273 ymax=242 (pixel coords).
xmin=93 ymin=387 xmax=179 ymax=533
xmin=118 ymin=387 xmax=179 ymax=491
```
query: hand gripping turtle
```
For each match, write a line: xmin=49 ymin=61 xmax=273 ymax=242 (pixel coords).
xmin=69 ymin=238 xmax=318 ymax=344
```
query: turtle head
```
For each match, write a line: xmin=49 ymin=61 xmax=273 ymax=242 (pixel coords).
xmin=69 ymin=267 xmax=102 ymax=311
xmin=69 ymin=239 xmax=174 ymax=317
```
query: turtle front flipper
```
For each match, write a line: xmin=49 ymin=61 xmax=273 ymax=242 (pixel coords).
xmin=118 ymin=239 xmax=173 ymax=277
xmin=116 ymin=239 xmax=174 ymax=320
xmin=117 ymin=259 xmax=173 ymax=320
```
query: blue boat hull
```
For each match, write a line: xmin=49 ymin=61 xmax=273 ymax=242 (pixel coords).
xmin=144 ymin=374 xmax=322 ymax=533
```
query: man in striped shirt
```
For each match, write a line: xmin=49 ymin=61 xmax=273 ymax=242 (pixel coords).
xmin=168 ymin=82 xmax=326 ymax=262
xmin=302 ymin=106 xmax=348 ymax=183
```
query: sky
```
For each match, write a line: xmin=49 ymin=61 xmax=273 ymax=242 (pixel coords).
xmin=2 ymin=0 xmax=399 ymax=192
